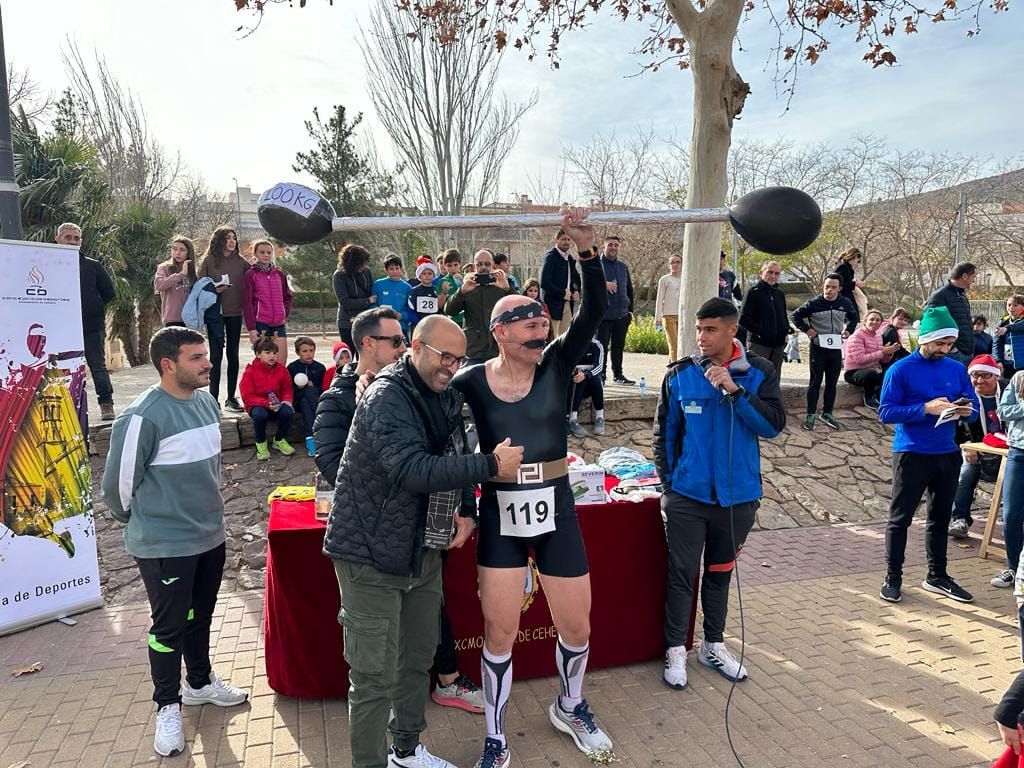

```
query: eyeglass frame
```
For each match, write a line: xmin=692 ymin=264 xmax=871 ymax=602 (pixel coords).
xmin=421 ymin=341 xmax=466 ymax=369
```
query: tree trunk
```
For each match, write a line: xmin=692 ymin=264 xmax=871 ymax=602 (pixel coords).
xmin=668 ymin=0 xmax=748 ymax=354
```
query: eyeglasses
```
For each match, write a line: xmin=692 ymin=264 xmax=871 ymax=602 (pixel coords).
xmin=370 ymin=334 xmax=406 ymax=349
xmin=970 ymin=372 xmax=995 ymax=379
xmin=422 ymin=342 xmax=466 ymax=368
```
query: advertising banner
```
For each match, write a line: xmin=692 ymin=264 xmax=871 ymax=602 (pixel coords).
xmin=0 ymin=239 xmax=102 ymax=635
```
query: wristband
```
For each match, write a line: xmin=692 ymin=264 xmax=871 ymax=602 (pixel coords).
xmin=577 ymin=246 xmax=597 ymax=260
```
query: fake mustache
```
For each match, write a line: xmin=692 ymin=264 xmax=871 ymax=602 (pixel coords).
xmin=521 ymin=339 xmax=546 ymax=350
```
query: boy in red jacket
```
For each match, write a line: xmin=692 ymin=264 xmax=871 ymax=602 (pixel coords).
xmin=239 ymin=335 xmax=295 ymax=460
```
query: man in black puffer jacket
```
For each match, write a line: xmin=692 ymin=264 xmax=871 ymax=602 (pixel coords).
xmin=925 ymin=262 xmax=977 ymax=365
xmin=323 ymin=314 xmax=523 ymax=768
xmin=312 ymin=306 xmax=405 ymax=485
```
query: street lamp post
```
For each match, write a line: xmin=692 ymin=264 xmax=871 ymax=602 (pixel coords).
xmin=0 ymin=5 xmax=23 ymax=240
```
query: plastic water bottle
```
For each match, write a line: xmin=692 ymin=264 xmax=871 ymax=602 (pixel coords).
xmin=313 ymin=472 xmax=332 ymax=521
xmin=267 ymin=391 xmax=281 ymax=409
xmin=638 ymin=377 xmax=647 ymax=395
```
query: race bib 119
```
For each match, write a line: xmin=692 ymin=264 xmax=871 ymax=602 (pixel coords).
xmin=496 ymin=487 xmax=556 ymax=538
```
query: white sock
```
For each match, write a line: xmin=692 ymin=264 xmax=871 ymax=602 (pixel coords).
xmin=556 ymin=636 xmax=589 ymax=712
xmin=569 ymin=411 xmax=579 ymax=421
xmin=481 ymin=647 xmax=512 ymax=748
xmin=594 ymin=409 xmax=604 ymax=420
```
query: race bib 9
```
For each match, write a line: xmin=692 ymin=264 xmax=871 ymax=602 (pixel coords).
xmin=496 ymin=487 xmax=556 ymax=538
xmin=416 ymin=295 xmax=438 ymax=314
xmin=818 ymin=333 xmax=842 ymax=349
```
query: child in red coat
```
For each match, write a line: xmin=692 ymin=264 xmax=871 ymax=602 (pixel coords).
xmin=239 ymin=335 xmax=295 ymax=460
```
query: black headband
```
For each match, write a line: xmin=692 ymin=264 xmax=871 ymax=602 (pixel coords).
xmin=489 ymin=300 xmax=546 ymax=331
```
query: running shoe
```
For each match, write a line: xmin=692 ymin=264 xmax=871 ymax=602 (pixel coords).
xmin=472 ymin=738 xmax=511 ymax=768
xmin=803 ymin=414 xmax=815 ymax=431
xmin=922 ymin=575 xmax=974 ymax=603
xmin=154 ymin=703 xmax=184 ymax=757
xmin=992 ymin=569 xmax=1014 ymax=588
xmin=388 ymin=744 xmax=458 ymax=768
xmin=548 ymin=699 xmax=613 ymax=755
xmin=663 ymin=646 xmax=687 ymax=689
xmin=948 ymin=519 xmax=970 ymax=539
xmin=697 ymin=640 xmax=748 ymax=682
xmin=431 ymin=675 xmax=485 ymax=713
xmin=820 ymin=413 xmax=841 ymax=430
xmin=568 ymin=419 xmax=588 ymax=438
xmin=880 ymin=575 xmax=902 ymax=603
xmin=593 ymin=416 xmax=605 ymax=435
xmin=181 ymin=674 xmax=249 ymax=707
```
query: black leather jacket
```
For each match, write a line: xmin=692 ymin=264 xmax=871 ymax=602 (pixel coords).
xmin=322 ymin=355 xmax=496 ymax=576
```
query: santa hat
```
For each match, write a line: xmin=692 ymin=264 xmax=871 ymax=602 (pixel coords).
xmin=416 ymin=262 xmax=436 ymax=280
xmin=332 ymin=341 xmax=351 ymax=362
xmin=968 ymin=354 xmax=1000 ymax=376
xmin=917 ymin=306 xmax=960 ymax=345
xmin=416 ymin=255 xmax=433 ymax=267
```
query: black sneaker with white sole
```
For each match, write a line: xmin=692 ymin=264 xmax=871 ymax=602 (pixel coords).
xmin=921 ymin=575 xmax=974 ymax=603
xmin=880 ymin=575 xmax=902 ymax=602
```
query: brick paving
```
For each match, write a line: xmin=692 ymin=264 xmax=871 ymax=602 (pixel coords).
xmin=1 ymin=516 xmax=1017 ymax=768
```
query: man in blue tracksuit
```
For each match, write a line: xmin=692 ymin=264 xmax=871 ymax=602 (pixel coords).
xmin=653 ymin=298 xmax=785 ymax=691
xmin=878 ymin=305 xmax=979 ymax=605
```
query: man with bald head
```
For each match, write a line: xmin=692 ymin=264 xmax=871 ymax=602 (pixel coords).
xmin=324 ymin=312 xmax=524 ymax=768
xmin=445 ymin=249 xmax=515 ymax=364
xmin=452 ymin=209 xmax=614 ymax=768
xmin=740 ymin=260 xmax=789 ymax=377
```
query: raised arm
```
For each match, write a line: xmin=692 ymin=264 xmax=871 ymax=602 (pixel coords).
xmin=550 ymin=208 xmax=607 ymax=369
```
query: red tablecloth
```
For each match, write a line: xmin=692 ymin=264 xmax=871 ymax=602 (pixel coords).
xmin=264 ymin=487 xmax=693 ymax=699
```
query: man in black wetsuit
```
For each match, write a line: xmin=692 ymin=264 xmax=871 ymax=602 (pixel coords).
xmin=451 ymin=208 xmax=612 ymax=768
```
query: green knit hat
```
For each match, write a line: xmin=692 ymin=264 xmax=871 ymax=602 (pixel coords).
xmin=918 ymin=305 xmax=959 ymax=345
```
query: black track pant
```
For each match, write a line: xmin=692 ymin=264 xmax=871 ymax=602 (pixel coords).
xmin=136 ymin=543 xmax=226 ymax=709
xmin=807 ymin=345 xmax=843 ymax=415
xmin=571 ymin=376 xmax=605 ymax=412
xmin=662 ymin=491 xmax=757 ymax=647
xmin=598 ymin=316 xmax=630 ymax=380
xmin=885 ymin=451 xmax=961 ymax=580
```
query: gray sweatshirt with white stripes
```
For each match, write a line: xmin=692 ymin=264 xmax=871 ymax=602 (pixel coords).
xmin=100 ymin=385 xmax=225 ymax=559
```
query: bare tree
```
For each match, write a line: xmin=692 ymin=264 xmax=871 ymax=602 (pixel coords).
xmin=7 ymin=63 xmax=52 ymax=121
xmin=561 ymin=130 xmax=659 ymax=210
xmin=62 ymin=41 xmax=183 ymax=208
xmin=171 ymin=174 xmax=235 ymax=240
xmin=360 ymin=0 xmax=538 ymax=222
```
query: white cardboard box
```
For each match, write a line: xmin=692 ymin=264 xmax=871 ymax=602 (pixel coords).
xmin=570 ymin=467 xmax=607 ymax=506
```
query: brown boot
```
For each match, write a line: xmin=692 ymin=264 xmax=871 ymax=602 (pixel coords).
xmin=100 ymin=402 xmax=115 ymax=421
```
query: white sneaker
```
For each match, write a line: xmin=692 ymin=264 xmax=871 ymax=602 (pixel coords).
xmin=154 ymin=703 xmax=185 ymax=757
xmin=663 ymin=646 xmax=687 ymax=689
xmin=181 ymin=673 xmax=249 ymax=707
xmin=548 ymin=699 xmax=613 ymax=755
xmin=697 ymin=640 xmax=748 ymax=682
xmin=388 ymin=744 xmax=458 ymax=768
xmin=992 ymin=569 xmax=1015 ymax=588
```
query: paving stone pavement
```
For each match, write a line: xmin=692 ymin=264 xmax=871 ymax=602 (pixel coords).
xmin=0 ymin=518 xmax=1016 ymax=768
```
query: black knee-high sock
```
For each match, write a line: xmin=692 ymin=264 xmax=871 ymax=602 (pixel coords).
xmin=481 ymin=647 xmax=513 ymax=747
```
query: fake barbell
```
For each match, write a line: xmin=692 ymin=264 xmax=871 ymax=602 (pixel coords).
xmin=256 ymin=182 xmax=822 ymax=256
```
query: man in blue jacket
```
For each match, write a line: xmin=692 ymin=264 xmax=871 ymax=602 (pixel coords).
xmin=878 ymin=305 xmax=979 ymax=604
xmin=653 ymin=298 xmax=785 ymax=691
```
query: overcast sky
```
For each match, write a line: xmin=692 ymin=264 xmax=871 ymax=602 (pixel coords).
xmin=6 ymin=1 xmax=1022 ymax=203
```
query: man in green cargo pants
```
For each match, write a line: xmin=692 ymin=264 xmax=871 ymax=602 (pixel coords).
xmin=322 ymin=315 xmax=524 ymax=768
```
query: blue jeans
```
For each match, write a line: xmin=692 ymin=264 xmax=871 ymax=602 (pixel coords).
xmin=251 ymin=405 xmax=294 ymax=444
xmin=1002 ymin=448 xmax=1024 ymax=572
xmin=952 ymin=455 xmax=1000 ymax=525
xmin=292 ymin=386 xmax=320 ymax=438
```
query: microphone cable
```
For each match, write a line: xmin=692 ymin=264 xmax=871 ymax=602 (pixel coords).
xmin=722 ymin=401 xmax=749 ymax=768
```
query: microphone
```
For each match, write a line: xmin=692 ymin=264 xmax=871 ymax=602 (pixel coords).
xmin=698 ymin=355 xmax=727 ymax=395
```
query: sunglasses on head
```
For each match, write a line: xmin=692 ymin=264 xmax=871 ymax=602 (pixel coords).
xmin=370 ymin=334 xmax=405 ymax=348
